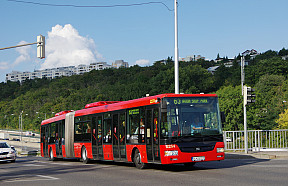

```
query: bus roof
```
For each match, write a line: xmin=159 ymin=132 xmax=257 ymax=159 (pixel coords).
xmin=41 ymin=93 xmax=217 ymax=125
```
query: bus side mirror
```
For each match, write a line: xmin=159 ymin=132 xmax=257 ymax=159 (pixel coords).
xmin=161 ymin=100 xmax=167 ymax=112
xmin=161 ymin=100 xmax=167 ymax=109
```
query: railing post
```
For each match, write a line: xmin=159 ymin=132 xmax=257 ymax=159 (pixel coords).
xmin=224 ymin=131 xmax=227 ymax=150
xmin=258 ymin=130 xmax=260 ymax=151
xmin=232 ymin=131 xmax=235 ymax=150
xmin=254 ymin=131 xmax=257 ymax=151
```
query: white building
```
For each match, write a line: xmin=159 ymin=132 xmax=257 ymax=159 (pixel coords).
xmin=5 ymin=61 xmax=123 ymax=83
xmin=112 ymin=60 xmax=129 ymax=68
xmin=179 ymin=55 xmax=205 ymax=62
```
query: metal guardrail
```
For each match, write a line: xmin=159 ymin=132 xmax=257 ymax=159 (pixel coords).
xmin=0 ymin=130 xmax=40 ymax=142
xmin=224 ymin=129 xmax=288 ymax=151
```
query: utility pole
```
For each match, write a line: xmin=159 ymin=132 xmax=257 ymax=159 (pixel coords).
xmin=241 ymin=56 xmax=245 ymax=95
xmin=241 ymin=56 xmax=248 ymax=154
xmin=174 ymin=0 xmax=179 ymax=94
xmin=243 ymin=86 xmax=248 ymax=154
xmin=243 ymin=85 xmax=256 ymax=154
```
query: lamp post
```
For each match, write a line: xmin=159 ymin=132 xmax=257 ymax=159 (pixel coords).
xmin=9 ymin=114 xmax=14 ymax=131
xmin=36 ymin=112 xmax=46 ymax=120
xmin=36 ymin=112 xmax=54 ymax=120
xmin=19 ymin=111 xmax=28 ymax=141
xmin=4 ymin=115 xmax=7 ymax=132
xmin=5 ymin=114 xmax=14 ymax=132
xmin=19 ymin=111 xmax=23 ymax=141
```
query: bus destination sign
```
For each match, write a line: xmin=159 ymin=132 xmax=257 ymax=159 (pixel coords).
xmin=172 ymin=98 xmax=209 ymax=105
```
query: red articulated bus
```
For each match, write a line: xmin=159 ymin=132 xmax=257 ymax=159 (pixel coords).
xmin=40 ymin=93 xmax=225 ymax=169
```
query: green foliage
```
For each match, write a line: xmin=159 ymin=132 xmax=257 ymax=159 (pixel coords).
xmin=276 ymin=108 xmax=288 ymax=129
xmin=2 ymin=48 xmax=288 ymax=131
xmin=216 ymin=85 xmax=243 ymax=131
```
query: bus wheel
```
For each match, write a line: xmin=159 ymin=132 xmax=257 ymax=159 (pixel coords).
xmin=133 ymin=149 xmax=146 ymax=169
xmin=49 ymin=148 xmax=55 ymax=161
xmin=81 ymin=146 xmax=90 ymax=164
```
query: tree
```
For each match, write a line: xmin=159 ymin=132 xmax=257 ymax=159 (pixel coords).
xmin=253 ymin=75 xmax=287 ymax=129
xmin=278 ymin=48 xmax=288 ymax=56
xmin=245 ymin=57 xmax=288 ymax=85
xmin=216 ymin=85 xmax=243 ymax=131
xmin=276 ymin=109 xmax=288 ymax=129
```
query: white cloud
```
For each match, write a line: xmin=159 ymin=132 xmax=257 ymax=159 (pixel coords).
xmin=0 ymin=62 xmax=9 ymax=70
xmin=135 ymin=59 xmax=150 ymax=66
xmin=41 ymin=24 xmax=103 ymax=69
xmin=12 ymin=41 xmax=32 ymax=66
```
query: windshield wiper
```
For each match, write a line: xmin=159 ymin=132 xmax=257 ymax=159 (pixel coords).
xmin=173 ymin=133 xmax=205 ymax=143
xmin=203 ymin=135 xmax=222 ymax=141
xmin=173 ymin=134 xmax=192 ymax=143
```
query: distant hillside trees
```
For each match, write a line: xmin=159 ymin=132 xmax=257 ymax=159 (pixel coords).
xmin=2 ymin=49 xmax=288 ymax=131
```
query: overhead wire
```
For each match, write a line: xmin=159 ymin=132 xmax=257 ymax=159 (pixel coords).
xmin=6 ymin=0 xmax=174 ymax=11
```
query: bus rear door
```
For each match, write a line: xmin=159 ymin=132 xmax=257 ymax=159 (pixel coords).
xmin=92 ymin=116 xmax=104 ymax=159
xmin=112 ymin=112 xmax=126 ymax=161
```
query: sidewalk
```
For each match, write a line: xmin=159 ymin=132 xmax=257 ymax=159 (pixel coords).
xmin=225 ymin=151 xmax=288 ymax=159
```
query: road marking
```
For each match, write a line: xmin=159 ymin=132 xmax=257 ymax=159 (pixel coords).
xmin=22 ymin=164 xmax=43 ymax=167
xmin=3 ymin=175 xmax=59 ymax=183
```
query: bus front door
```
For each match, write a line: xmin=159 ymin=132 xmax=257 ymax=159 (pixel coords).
xmin=146 ymin=108 xmax=160 ymax=163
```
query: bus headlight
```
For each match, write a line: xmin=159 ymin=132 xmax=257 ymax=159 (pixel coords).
xmin=164 ymin=150 xmax=178 ymax=156
xmin=217 ymin=148 xmax=224 ymax=153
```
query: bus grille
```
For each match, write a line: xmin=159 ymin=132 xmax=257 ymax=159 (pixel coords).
xmin=180 ymin=145 xmax=214 ymax=153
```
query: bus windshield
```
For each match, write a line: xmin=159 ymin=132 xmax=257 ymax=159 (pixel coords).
xmin=161 ymin=97 xmax=223 ymax=138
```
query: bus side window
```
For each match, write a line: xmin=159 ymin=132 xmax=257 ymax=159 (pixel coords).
xmin=127 ymin=108 xmax=140 ymax=143
xmin=103 ymin=113 xmax=112 ymax=143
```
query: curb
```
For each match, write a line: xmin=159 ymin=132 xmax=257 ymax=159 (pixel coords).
xmin=225 ymin=152 xmax=288 ymax=160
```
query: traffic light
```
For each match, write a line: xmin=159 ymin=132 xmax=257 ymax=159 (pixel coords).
xmin=244 ymin=85 xmax=256 ymax=105
xmin=37 ymin=35 xmax=45 ymax=59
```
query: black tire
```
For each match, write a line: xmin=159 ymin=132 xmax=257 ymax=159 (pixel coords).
xmin=81 ymin=146 xmax=90 ymax=164
xmin=133 ymin=149 xmax=147 ymax=169
xmin=49 ymin=148 xmax=55 ymax=161
xmin=11 ymin=159 xmax=16 ymax=163
xmin=184 ymin=162 xmax=196 ymax=168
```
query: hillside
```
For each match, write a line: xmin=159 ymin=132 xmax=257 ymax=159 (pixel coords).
xmin=1 ymin=49 xmax=288 ymax=131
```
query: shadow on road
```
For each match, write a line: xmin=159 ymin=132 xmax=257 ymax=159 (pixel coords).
xmin=87 ymin=157 xmax=270 ymax=172
xmin=0 ymin=156 xmax=271 ymax=182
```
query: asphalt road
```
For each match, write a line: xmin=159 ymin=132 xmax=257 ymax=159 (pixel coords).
xmin=1 ymin=156 xmax=288 ymax=186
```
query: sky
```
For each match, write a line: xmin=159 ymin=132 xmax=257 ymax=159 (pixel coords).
xmin=1 ymin=0 xmax=288 ymax=82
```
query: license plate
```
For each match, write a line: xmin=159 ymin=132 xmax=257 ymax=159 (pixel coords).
xmin=192 ymin=156 xmax=205 ymax=161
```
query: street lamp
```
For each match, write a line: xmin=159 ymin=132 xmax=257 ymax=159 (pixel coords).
xmin=19 ymin=111 xmax=28 ymax=142
xmin=19 ymin=111 xmax=23 ymax=141
xmin=4 ymin=114 xmax=14 ymax=132
xmin=10 ymin=114 xmax=14 ymax=130
xmin=36 ymin=111 xmax=55 ymax=120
